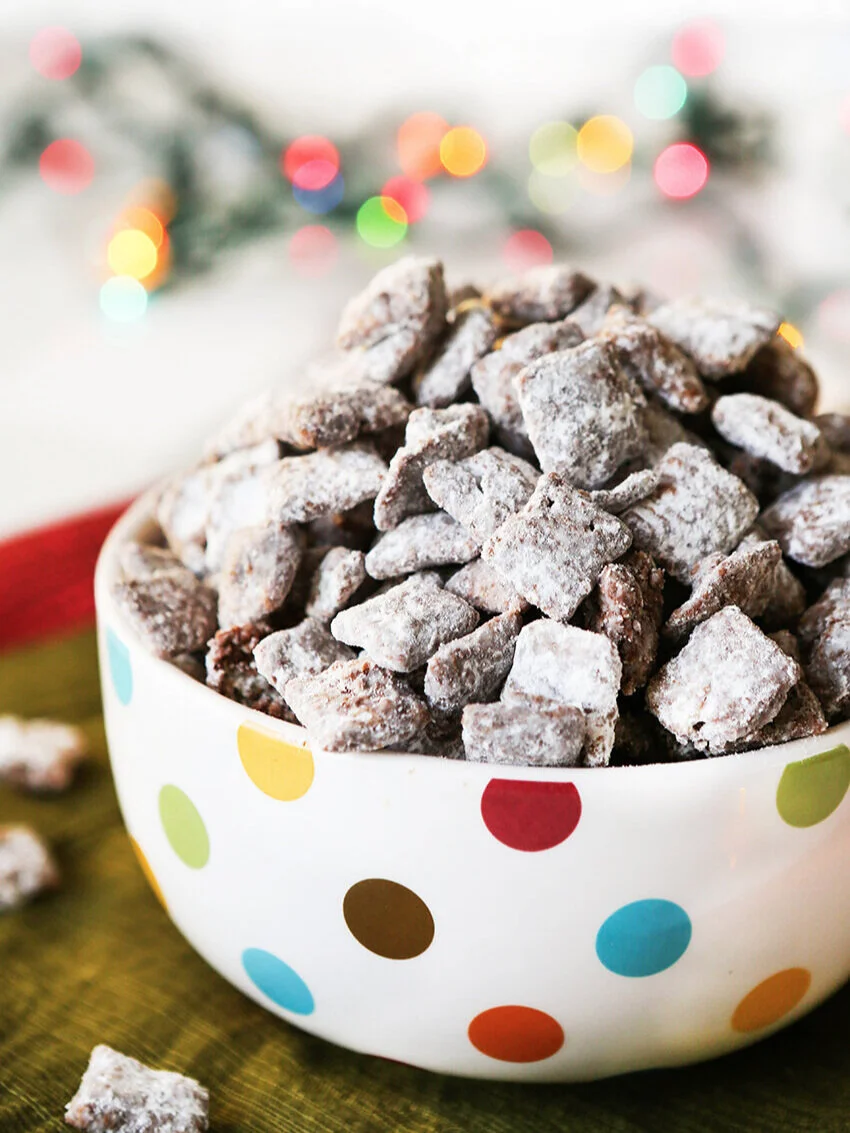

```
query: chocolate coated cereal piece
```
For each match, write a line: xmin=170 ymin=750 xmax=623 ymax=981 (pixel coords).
xmin=422 ymin=446 xmax=539 ymax=540
xmin=622 ymin=443 xmax=759 ymax=582
xmin=648 ymin=297 xmax=780 ymax=379
xmin=664 ymin=541 xmax=783 ymax=638
xmin=569 ymin=284 xmax=626 ymax=336
xmin=202 ymin=441 xmax=282 ymax=573
xmin=284 ymin=657 xmax=430 ymax=752
xmin=445 ymin=559 xmax=528 ymax=615
xmin=0 ymin=825 xmax=58 ymax=911
xmin=205 ymin=623 xmax=291 ymax=719
xmin=584 ymin=550 xmax=664 ymax=694
xmin=502 ymin=621 xmax=622 ymax=766
xmin=373 ymin=404 xmax=489 ymax=530
xmin=305 ymin=548 xmax=367 ymax=621
xmin=253 ymin=619 xmax=354 ymax=699
xmin=114 ymin=574 xmax=218 ymax=659
xmin=814 ymin=413 xmax=850 ymax=454
xmin=217 ymin=524 xmax=303 ymax=629
xmin=516 ymin=340 xmax=647 ymax=488
xmin=424 ymin=610 xmax=522 ymax=714
xmin=761 ymin=476 xmax=850 ymax=568
xmin=732 ymin=681 xmax=827 ymax=751
xmin=486 ymin=265 xmax=595 ymax=323
xmin=65 ymin=1044 xmax=209 ymax=1133
xmin=0 ymin=716 xmax=87 ymax=793
xmin=769 ymin=629 xmax=801 ymax=662
xmin=448 ymin=284 xmax=482 ymax=308
xmin=586 ymin=469 xmax=661 ymax=515
xmin=203 ymin=390 xmax=278 ymax=460
xmin=598 ymin=305 xmax=709 ymax=414
xmin=462 ymin=700 xmax=585 ymax=767
xmin=741 ymin=338 xmax=819 ymax=418
xmin=277 ymin=384 xmax=413 ymax=450
xmin=330 ymin=572 xmax=479 ymax=672
xmin=798 ymin=578 xmax=850 ymax=720
xmin=413 ymin=306 xmax=498 ymax=408
xmin=119 ymin=543 xmax=192 ymax=583
xmin=365 ymin=513 xmax=480 ymax=580
xmin=640 ymin=399 xmax=708 ymax=467
xmin=483 ymin=473 xmax=632 ymax=622
xmin=712 ymin=393 xmax=829 ymax=475
xmin=394 ymin=716 xmax=466 ymax=759
xmin=265 ymin=442 xmax=387 ymax=525
xmin=738 ymin=527 xmax=807 ymax=628
xmin=647 ymin=606 xmax=800 ymax=754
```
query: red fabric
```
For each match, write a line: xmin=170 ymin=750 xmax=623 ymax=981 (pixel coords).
xmin=0 ymin=501 xmax=131 ymax=652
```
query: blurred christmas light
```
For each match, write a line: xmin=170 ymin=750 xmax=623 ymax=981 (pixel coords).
xmin=529 ymin=122 xmax=577 ymax=176
xmin=634 ymin=66 xmax=687 ymax=120
xmin=281 ymin=136 xmax=340 ymax=189
xmin=654 ymin=142 xmax=709 ymax=199
xmin=503 ymin=230 xmax=553 ymax=271
xmin=671 ymin=20 xmax=725 ymax=78
xmin=440 ymin=127 xmax=487 ymax=178
xmin=381 ymin=176 xmax=430 ymax=223
xmin=128 ymin=179 xmax=177 ymax=224
xmin=116 ymin=206 xmax=164 ymax=248
xmin=527 ymin=169 xmax=574 ymax=214
xmin=397 ymin=112 xmax=448 ymax=180
xmin=289 ymin=225 xmax=337 ymax=277
xmin=29 ymin=27 xmax=81 ymax=80
xmin=356 ymin=196 xmax=408 ymax=248
xmin=100 ymin=276 xmax=148 ymax=322
xmin=107 ymin=229 xmax=158 ymax=280
xmin=777 ymin=322 xmax=804 ymax=350
xmin=577 ymin=116 xmax=633 ymax=174
xmin=292 ymin=173 xmax=345 ymax=214
xmin=39 ymin=139 xmax=94 ymax=194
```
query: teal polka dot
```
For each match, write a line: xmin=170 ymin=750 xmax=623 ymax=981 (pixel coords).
xmin=242 ymin=948 xmax=315 ymax=1015
xmin=107 ymin=628 xmax=133 ymax=705
xmin=596 ymin=899 xmax=692 ymax=977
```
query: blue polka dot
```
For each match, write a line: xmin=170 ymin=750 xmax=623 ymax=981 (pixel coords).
xmin=596 ymin=899 xmax=692 ymax=978
xmin=107 ymin=628 xmax=133 ymax=705
xmin=242 ymin=948 xmax=314 ymax=1015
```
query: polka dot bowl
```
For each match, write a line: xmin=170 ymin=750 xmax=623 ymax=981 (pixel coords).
xmin=95 ymin=494 xmax=850 ymax=1081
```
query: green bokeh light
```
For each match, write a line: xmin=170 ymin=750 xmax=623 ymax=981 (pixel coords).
xmin=356 ymin=196 xmax=408 ymax=248
xmin=634 ymin=65 xmax=688 ymax=120
xmin=528 ymin=121 xmax=578 ymax=177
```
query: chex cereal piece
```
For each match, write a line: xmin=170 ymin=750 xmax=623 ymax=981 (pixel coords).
xmin=423 ymin=610 xmax=522 ymax=714
xmin=0 ymin=716 xmax=87 ymax=792
xmin=769 ymin=629 xmax=801 ymax=662
xmin=598 ymin=305 xmax=709 ymax=414
xmin=741 ymin=338 xmax=819 ymax=418
xmin=445 ymin=559 xmax=528 ymax=615
xmin=584 ymin=550 xmax=664 ymax=695
xmin=395 ymin=716 xmax=466 ymax=759
xmin=330 ymin=572 xmax=479 ymax=672
xmin=712 ymin=393 xmax=829 ymax=475
xmin=664 ymin=541 xmax=782 ymax=638
xmin=621 ymin=443 xmax=759 ymax=582
xmin=114 ymin=574 xmax=217 ymax=659
xmin=65 ymin=1044 xmax=209 ymax=1133
xmin=486 ymin=265 xmax=595 ymax=323
xmin=305 ymin=548 xmax=367 ymax=621
xmin=569 ymin=284 xmax=626 ymax=336
xmin=119 ymin=543 xmax=192 ymax=583
xmin=647 ymin=607 xmax=800 ymax=754
xmin=733 ymin=681 xmax=828 ymax=752
xmin=798 ymin=578 xmax=850 ymax=720
xmin=422 ymin=446 xmax=539 ymax=541
xmin=202 ymin=441 xmax=282 ymax=573
xmin=279 ymin=384 xmax=412 ymax=450
xmin=814 ymin=413 xmax=850 ymax=455
xmin=0 ymin=825 xmax=58 ymax=910
xmin=217 ymin=524 xmax=303 ymax=629
xmin=502 ymin=621 xmax=622 ymax=766
xmin=284 ymin=657 xmax=430 ymax=752
xmin=205 ymin=623 xmax=291 ymax=719
xmin=254 ymin=619 xmax=354 ymax=699
xmin=469 ymin=320 xmax=583 ymax=456
xmin=413 ymin=306 xmax=498 ymax=408
xmin=640 ymin=399 xmax=708 ymax=467
xmin=373 ymin=404 xmax=489 ymax=530
xmin=462 ymin=700 xmax=585 ymax=767
xmin=483 ymin=473 xmax=632 ymax=622
xmin=586 ymin=469 xmax=660 ymax=515
xmin=516 ymin=340 xmax=647 ymax=488
xmin=203 ymin=390 xmax=278 ymax=460
xmin=760 ymin=475 xmax=850 ymax=568
xmin=264 ymin=442 xmax=387 ymax=525
xmin=738 ymin=527 xmax=807 ymax=628
xmin=648 ymin=297 xmax=780 ymax=379
xmin=364 ymin=513 xmax=480 ymax=580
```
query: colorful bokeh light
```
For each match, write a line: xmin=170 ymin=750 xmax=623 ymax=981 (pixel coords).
xmin=529 ymin=122 xmax=577 ymax=176
xmin=634 ymin=65 xmax=688 ymax=120
xmin=356 ymin=196 xmax=408 ymax=248
xmin=282 ymin=136 xmax=340 ymax=189
xmin=127 ymin=179 xmax=177 ymax=224
xmin=654 ymin=142 xmax=709 ymax=199
xmin=115 ymin=206 xmax=164 ymax=249
xmin=671 ymin=20 xmax=725 ymax=78
xmin=29 ymin=26 xmax=81 ymax=80
xmin=503 ymin=230 xmax=553 ymax=272
xmin=107 ymin=229 xmax=158 ymax=280
xmin=778 ymin=322 xmax=804 ymax=350
xmin=293 ymin=174 xmax=345 ymax=215
xmin=527 ymin=169 xmax=574 ymax=215
xmin=577 ymin=116 xmax=633 ymax=174
xmin=397 ymin=112 xmax=448 ymax=181
xmin=289 ymin=225 xmax=337 ymax=277
xmin=100 ymin=276 xmax=148 ymax=322
xmin=440 ymin=127 xmax=487 ymax=178
xmin=39 ymin=139 xmax=94 ymax=194
xmin=381 ymin=176 xmax=430 ymax=223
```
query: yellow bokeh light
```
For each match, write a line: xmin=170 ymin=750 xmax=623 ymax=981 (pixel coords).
xmin=778 ymin=322 xmax=804 ymax=350
xmin=577 ymin=115 xmax=633 ymax=174
xmin=440 ymin=127 xmax=487 ymax=178
xmin=529 ymin=122 xmax=577 ymax=176
xmin=117 ymin=206 xmax=164 ymax=248
xmin=107 ymin=229 xmax=158 ymax=281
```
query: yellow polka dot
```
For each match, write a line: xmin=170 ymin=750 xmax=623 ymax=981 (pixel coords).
xmin=731 ymin=968 xmax=811 ymax=1033
xmin=129 ymin=836 xmax=168 ymax=911
xmin=237 ymin=724 xmax=315 ymax=801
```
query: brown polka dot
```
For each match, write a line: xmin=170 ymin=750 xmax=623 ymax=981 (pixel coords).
xmin=343 ymin=878 xmax=435 ymax=959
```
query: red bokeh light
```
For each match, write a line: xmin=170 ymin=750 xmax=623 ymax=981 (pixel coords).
xmin=281 ymin=137 xmax=340 ymax=188
xmin=381 ymin=176 xmax=430 ymax=224
xmin=397 ymin=112 xmax=449 ymax=181
xmin=653 ymin=143 xmax=709 ymax=200
xmin=671 ymin=20 xmax=725 ymax=78
xmin=29 ymin=26 xmax=81 ymax=80
xmin=289 ymin=225 xmax=338 ymax=277
xmin=39 ymin=139 xmax=94 ymax=194
xmin=503 ymin=229 xmax=553 ymax=272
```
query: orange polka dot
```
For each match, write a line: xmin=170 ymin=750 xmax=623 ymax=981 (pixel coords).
xmin=731 ymin=968 xmax=812 ymax=1033
xmin=129 ymin=836 xmax=167 ymax=912
xmin=237 ymin=724 xmax=314 ymax=801
xmin=468 ymin=1005 xmax=564 ymax=1063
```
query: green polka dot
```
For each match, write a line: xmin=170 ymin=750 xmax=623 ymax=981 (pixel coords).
xmin=158 ymin=785 xmax=210 ymax=868
xmin=776 ymin=744 xmax=850 ymax=828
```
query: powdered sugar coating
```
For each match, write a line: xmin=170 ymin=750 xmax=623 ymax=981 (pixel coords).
xmin=119 ymin=543 xmax=191 ymax=583
xmin=760 ymin=475 xmax=850 ymax=568
xmin=423 ymin=610 xmax=522 ymax=714
xmin=462 ymin=700 xmax=585 ymax=767
xmin=205 ymin=623 xmax=291 ymax=719
xmin=217 ymin=524 xmax=303 ymax=629
xmin=569 ymin=284 xmax=626 ymax=336
xmin=585 ymin=469 xmax=661 ymax=515
xmin=648 ymin=297 xmax=780 ymax=379
xmin=113 ymin=574 xmax=218 ymax=659
xmin=265 ymin=442 xmax=387 ymax=525
xmin=664 ymin=540 xmax=782 ymax=638
xmin=731 ymin=681 xmax=827 ymax=752
xmin=0 ymin=716 xmax=87 ymax=793
xmin=486 ymin=265 xmax=595 ymax=323
xmin=712 ymin=392 xmax=829 ymax=475
xmin=798 ymin=578 xmax=850 ymax=720
xmin=422 ymin=447 xmax=539 ymax=541
xmin=413 ymin=306 xmax=498 ymax=408
xmin=445 ymin=560 xmax=528 ymax=615
xmin=584 ymin=550 xmax=664 ymax=695
xmin=0 ymin=825 xmax=58 ymax=910
xmin=253 ymin=619 xmax=354 ymax=700
xmin=365 ymin=512 xmax=480 ymax=580
xmin=276 ymin=384 xmax=413 ymax=450
xmin=305 ymin=547 xmax=367 ymax=621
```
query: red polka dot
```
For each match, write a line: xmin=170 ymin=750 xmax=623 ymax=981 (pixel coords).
xmin=480 ymin=779 xmax=581 ymax=852
xmin=469 ymin=1005 xmax=564 ymax=1063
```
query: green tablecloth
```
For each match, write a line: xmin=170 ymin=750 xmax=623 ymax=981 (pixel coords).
xmin=1 ymin=628 xmax=849 ymax=1132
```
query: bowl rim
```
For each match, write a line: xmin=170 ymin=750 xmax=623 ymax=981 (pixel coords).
xmin=94 ymin=490 xmax=850 ymax=779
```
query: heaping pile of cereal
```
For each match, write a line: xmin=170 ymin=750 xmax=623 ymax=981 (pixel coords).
xmin=114 ymin=258 xmax=850 ymax=767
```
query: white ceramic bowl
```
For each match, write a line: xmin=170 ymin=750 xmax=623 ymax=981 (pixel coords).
xmin=95 ymin=493 xmax=850 ymax=1082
